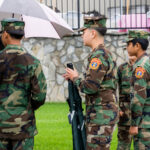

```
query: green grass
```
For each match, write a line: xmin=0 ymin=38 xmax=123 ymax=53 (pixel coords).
xmin=34 ymin=103 xmax=72 ymax=150
xmin=34 ymin=103 xmax=132 ymax=150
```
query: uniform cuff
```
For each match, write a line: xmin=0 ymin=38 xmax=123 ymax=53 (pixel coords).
xmin=73 ymin=77 xmax=81 ymax=87
xmin=131 ymin=117 xmax=141 ymax=126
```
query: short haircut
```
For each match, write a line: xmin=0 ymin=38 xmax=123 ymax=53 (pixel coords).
xmin=91 ymin=27 xmax=107 ymax=36
xmin=8 ymin=32 xmax=24 ymax=40
xmin=128 ymin=38 xmax=149 ymax=51
xmin=85 ymin=10 xmax=107 ymax=36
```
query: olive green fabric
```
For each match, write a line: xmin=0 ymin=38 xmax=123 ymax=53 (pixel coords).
xmin=1 ymin=18 xmax=25 ymax=35
xmin=73 ymin=44 xmax=118 ymax=126
xmin=126 ymin=30 xmax=149 ymax=42
xmin=79 ymin=15 xmax=106 ymax=31
xmin=0 ymin=137 xmax=34 ymax=150
xmin=0 ymin=44 xmax=47 ymax=139
xmin=131 ymin=53 xmax=150 ymax=128
xmin=117 ymin=62 xmax=133 ymax=126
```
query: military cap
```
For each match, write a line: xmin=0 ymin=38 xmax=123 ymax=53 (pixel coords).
xmin=79 ymin=15 xmax=107 ymax=31
xmin=126 ymin=30 xmax=149 ymax=42
xmin=0 ymin=18 xmax=25 ymax=35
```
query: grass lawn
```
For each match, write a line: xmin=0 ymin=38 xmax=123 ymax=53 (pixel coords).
xmin=34 ymin=103 xmax=133 ymax=150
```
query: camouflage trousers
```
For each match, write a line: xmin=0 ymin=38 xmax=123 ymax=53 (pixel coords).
xmin=117 ymin=126 xmax=133 ymax=150
xmin=0 ymin=137 xmax=34 ymax=150
xmin=86 ymin=124 xmax=115 ymax=150
xmin=133 ymin=128 xmax=150 ymax=150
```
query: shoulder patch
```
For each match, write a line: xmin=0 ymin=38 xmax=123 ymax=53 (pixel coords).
xmin=89 ymin=58 xmax=102 ymax=70
xmin=135 ymin=67 xmax=145 ymax=78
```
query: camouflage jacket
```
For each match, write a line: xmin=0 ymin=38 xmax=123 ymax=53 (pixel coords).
xmin=74 ymin=44 xmax=118 ymax=126
xmin=131 ymin=53 xmax=150 ymax=128
xmin=117 ymin=62 xmax=133 ymax=126
xmin=0 ymin=44 xmax=47 ymax=139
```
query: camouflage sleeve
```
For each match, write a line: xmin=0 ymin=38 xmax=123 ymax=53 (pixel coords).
xmin=30 ymin=62 xmax=47 ymax=110
xmin=131 ymin=67 xmax=147 ymax=126
xmin=73 ymin=56 xmax=108 ymax=94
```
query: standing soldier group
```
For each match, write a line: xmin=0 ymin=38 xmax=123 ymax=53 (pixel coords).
xmin=117 ymin=30 xmax=150 ymax=150
xmin=64 ymin=12 xmax=150 ymax=150
xmin=0 ymin=12 xmax=149 ymax=150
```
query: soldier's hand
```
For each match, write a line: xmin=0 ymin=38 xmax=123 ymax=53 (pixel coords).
xmin=129 ymin=126 xmax=138 ymax=135
xmin=63 ymin=68 xmax=79 ymax=81
xmin=119 ymin=111 xmax=124 ymax=117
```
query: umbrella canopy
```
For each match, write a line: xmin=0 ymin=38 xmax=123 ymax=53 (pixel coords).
xmin=0 ymin=3 xmax=74 ymax=39
xmin=23 ymin=4 xmax=74 ymax=39
xmin=0 ymin=0 xmax=48 ymax=20
xmin=22 ymin=15 xmax=60 ymax=39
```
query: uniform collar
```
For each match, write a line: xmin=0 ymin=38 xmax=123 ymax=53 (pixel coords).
xmin=3 ymin=44 xmax=24 ymax=51
xmin=135 ymin=52 xmax=147 ymax=63
xmin=88 ymin=44 xmax=105 ymax=62
xmin=92 ymin=44 xmax=105 ymax=52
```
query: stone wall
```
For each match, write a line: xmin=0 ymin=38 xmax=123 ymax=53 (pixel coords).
xmin=22 ymin=33 xmax=150 ymax=102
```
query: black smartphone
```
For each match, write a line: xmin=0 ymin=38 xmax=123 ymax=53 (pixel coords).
xmin=67 ymin=63 xmax=74 ymax=70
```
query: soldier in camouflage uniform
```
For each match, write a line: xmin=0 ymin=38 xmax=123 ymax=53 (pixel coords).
xmin=64 ymin=15 xmax=118 ymax=150
xmin=117 ymin=54 xmax=137 ymax=150
xmin=0 ymin=18 xmax=47 ymax=150
xmin=126 ymin=30 xmax=150 ymax=150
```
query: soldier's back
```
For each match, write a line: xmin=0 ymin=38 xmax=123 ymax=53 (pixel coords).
xmin=0 ymin=45 xmax=42 ymax=139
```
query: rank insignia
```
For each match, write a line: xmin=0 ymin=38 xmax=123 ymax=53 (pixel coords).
xmin=90 ymin=58 xmax=102 ymax=70
xmin=135 ymin=67 xmax=145 ymax=78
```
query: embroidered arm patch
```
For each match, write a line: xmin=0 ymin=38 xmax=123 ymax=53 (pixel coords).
xmin=89 ymin=58 xmax=102 ymax=70
xmin=135 ymin=67 xmax=145 ymax=78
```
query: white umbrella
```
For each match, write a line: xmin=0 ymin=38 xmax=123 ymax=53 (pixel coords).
xmin=23 ymin=15 xmax=61 ymax=39
xmin=0 ymin=0 xmax=48 ymax=20
xmin=0 ymin=3 xmax=74 ymax=39
xmin=23 ymin=4 xmax=74 ymax=39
